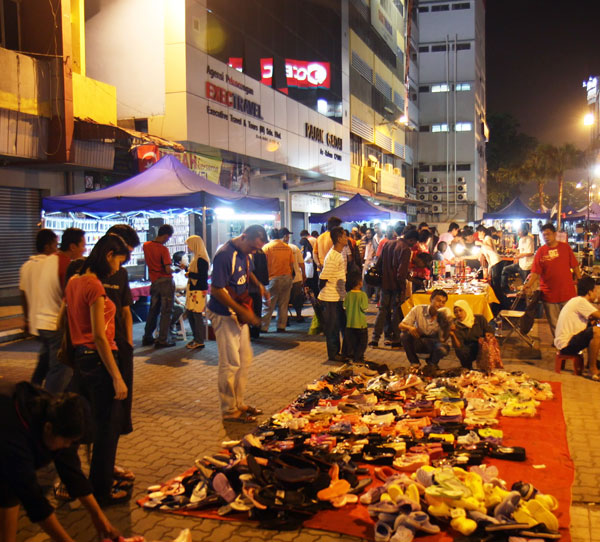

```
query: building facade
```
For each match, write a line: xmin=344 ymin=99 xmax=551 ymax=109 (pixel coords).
xmin=413 ymin=0 xmax=487 ymax=222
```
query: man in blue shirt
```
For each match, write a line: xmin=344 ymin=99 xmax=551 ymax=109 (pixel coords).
xmin=207 ymin=225 xmax=270 ymax=423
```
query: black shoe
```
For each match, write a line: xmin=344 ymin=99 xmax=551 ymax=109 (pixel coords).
xmin=390 ymin=342 xmax=402 ymax=348
xmin=276 ymin=328 xmax=286 ymax=333
xmin=155 ymin=340 xmax=176 ymax=348
xmin=368 ymin=340 xmax=378 ymax=347
xmin=141 ymin=337 xmax=155 ymax=346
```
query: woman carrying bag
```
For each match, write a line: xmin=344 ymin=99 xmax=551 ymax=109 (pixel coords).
xmin=64 ymin=234 xmax=130 ymax=505
xmin=185 ymin=235 xmax=210 ymax=350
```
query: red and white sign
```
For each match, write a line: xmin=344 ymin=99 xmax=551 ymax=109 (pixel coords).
xmin=260 ymin=58 xmax=330 ymax=89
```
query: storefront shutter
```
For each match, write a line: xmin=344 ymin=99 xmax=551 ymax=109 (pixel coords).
xmin=0 ymin=187 xmax=41 ymax=289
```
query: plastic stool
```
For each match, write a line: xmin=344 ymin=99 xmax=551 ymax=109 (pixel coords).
xmin=554 ymin=352 xmax=584 ymax=375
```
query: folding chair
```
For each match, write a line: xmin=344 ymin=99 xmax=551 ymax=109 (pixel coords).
xmin=498 ymin=292 xmax=535 ymax=348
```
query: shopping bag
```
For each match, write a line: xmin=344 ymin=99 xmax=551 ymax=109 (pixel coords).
xmin=476 ymin=335 xmax=503 ymax=372
xmin=308 ymin=312 xmax=323 ymax=335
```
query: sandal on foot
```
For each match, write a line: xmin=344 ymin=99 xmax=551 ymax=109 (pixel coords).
xmin=241 ymin=405 xmax=263 ymax=416
xmin=54 ymin=482 xmax=74 ymax=501
xmin=591 ymin=374 xmax=600 ymax=381
xmin=114 ymin=466 xmax=135 ymax=481
xmin=97 ymin=486 xmax=131 ymax=507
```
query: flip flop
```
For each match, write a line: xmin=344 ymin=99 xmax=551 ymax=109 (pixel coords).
xmin=242 ymin=405 xmax=264 ymax=415
xmin=114 ymin=466 xmax=135 ymax=481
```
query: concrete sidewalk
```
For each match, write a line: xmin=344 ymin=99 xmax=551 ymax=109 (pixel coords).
xmin=1 ymin=305 xmax=599 ymax=542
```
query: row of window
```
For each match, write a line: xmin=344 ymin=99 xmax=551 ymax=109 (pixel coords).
xmin=419 ymin=43 xmax=471 ymax=53
xmin=419 ymin=122 xmax=473 ymax=132
xmin=419 ymin=163 xmax=472 ymax=172
xmin=419 ymin=83 xmax=471 ymax=93
xmin=418 ymin=2 xmax=471 ymax=13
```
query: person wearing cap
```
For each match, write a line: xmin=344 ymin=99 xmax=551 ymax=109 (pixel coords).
xmin=261 ymin=228 xmax=295 ymax=332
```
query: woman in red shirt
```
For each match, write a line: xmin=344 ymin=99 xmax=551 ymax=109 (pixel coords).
xmin=65 ymin=234 xmax=130 ymax=506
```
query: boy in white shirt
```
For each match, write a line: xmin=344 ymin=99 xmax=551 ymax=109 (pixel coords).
xmin=317 ymin=227 xmax=347 ymax=362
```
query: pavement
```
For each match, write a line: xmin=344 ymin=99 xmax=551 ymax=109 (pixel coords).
xmin=2 ymin=303 xmax=600 ymax=542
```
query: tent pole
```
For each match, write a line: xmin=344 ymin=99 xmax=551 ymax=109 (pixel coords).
xmin=202 ymin=206 xmax=208 ymax=343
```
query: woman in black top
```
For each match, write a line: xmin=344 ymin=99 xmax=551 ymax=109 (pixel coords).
xmin=449 ymin=300 xmax=494 ymax=369
xmin=0 ymin=382 xmax=120 ymax=541
xmin=185 ymin=236 xmax=210 ymax=349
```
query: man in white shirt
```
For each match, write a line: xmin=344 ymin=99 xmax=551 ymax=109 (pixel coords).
xmin=501 ymin=225 xmax=535 ymax=292
xmin=554 ymin=276 xmax=600 ymax=380
xmin=19 ymin=230 xmax=58 ymax=386
xmin=317 ymin=227 xmax=347 ymax=362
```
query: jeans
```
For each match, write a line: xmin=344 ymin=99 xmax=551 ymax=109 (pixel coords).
xmin=501 ymin=263 xmax=528 ymax=291
xmin=543 ymin=301 xmax=567 ymax=337
xmin=31 ymin=335 xmax=49 ymax=386
xmin=207 ymin=309 xmax=253 ymax=416
xmin=489 ymin=262 xmax=504 ymax=312
xmin=400 ymin=331 xmax=449 ymax=366
xmin=75 ymin=349 xmax=122 ymax=500
xmin=143 ymin=277 xmax=175 ymax=343
xmin=344 ymin=327 xmax=368 ymax=362
xmin=188 ymin=310 xmax=205 ymax=344
xmin=40 ymin=329 xmax=73 ymax=394
xmin=372 ymin=289 xmax=403 ymax=343
xmin=170 ymin=302 xmax=185 ymax=328
xmin=262 ymin=275 xmax=293 ymax=331
xmin=321 ymin=300 xmax=346 ymax=359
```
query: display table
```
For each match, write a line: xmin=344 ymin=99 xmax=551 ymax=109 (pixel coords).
xmin=401 ymin=284 xmax=500 ymax=321
xmin=130 ymin=281 xmax=151 ymax=303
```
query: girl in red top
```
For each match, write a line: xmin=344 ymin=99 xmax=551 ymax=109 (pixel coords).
xmin=65 ymin=234 xmax=130 ymax=505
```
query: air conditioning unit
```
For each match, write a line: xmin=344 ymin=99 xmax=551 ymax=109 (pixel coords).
xmin=457 ymin=193 xmax=467 ymax=201
xmin=430 ymin=177 xmax=441 ymax=184
xmin=418 ymin=177 xmax=428 ymax=185
xmin=419 ymin=193 xmax=429 ymax=201
xmin=456 ymin=184 xmax=466 ymax=192
xmin=417 ymin=185 xmax=428 ymax=193
xmin=431 ymin=194 xmax=441 ymax=202
xmin=457 ymin=176 xmax=466 ymax=184
xmin=385 ymin=163 xmax=393 ymax=172
xmin=418 ymin=207 xmax=428 ymax=214
xmin=430 ymin=185 xmax=440 ymax=193
xmin=432 ymin=204 xmax=443 ymax=214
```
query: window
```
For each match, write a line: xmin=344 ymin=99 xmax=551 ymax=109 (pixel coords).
xmin=431 ymin=4 xmax=449 ymax=11
xmin=419 ymin=85 xmax=430 ymax=93
xmin=432 ymin=124 xmax=449 ymax=132
xmin=350 ymin=133 xmax=363 ymax=166
xmin=455 ymin=83 xmax=471 ymax=91
xmin=418 ymin=45 xmax=429 ymax=52
xmin=432 ymin=165 xmax=447 ymax=172
xmin=418 ymin=6 xmax=429 ymax=12
xmin=431 ymin=44 xmax=447 ymax=52
xmin=418 ymin=164 xmax=431 ymax=171
xmin=419 ymin=125 xmax=430 ymax=132
xmin=431 ymin=84 xmax=449 ymax=93
xmin=455 ymin=122 xmax=473 ymax=132
xmin=455 ymin=43 xmax=471 ymax=51
xmin=456 ymin=164 xmax=471 ymax=171
xmin=452 ymin=2 xmax=471 ymax=9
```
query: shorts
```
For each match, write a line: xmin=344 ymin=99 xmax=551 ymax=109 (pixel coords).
xmin=559 ymin=326 xmax=594 ymax=355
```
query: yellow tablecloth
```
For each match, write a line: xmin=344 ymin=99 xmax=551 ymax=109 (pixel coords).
xmin=401 ymin=286 xmax=499 ymax=321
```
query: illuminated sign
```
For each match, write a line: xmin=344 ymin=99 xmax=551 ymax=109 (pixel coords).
xmin=206 ymin=67 xmax=262 ymax=119
xmin=259 ymin=59 xmax=331 ymax=89
xmin=305 ymin=122 xmax=343 ymax=154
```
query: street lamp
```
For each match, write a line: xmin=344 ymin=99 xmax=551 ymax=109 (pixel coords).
xmin=584 ymin=112 xmax=595 ymax=126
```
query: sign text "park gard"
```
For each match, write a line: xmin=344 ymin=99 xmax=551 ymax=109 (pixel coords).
xmin=304 ymin=123 xmax=343 ymax=151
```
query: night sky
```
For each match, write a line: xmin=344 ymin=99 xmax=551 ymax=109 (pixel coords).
xmin=486 ymin=0 xmax=600 ymax=149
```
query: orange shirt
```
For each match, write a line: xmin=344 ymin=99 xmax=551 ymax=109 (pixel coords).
xmin=263 ymin=239 xmax=294 ymax=279
xmin=66 ymin=274 xmax=116 ymax=350
xmin=143 ymin=240 xmax=172 ymax=282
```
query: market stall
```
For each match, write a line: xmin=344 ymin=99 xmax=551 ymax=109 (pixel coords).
xmin=309 ymin=194 xmax=407 ymax=224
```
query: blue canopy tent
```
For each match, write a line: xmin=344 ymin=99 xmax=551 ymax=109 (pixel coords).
xmin=482 ymin=197 xmax=549 ymax=220
xmin=42 ymin=155 xmax=280 ymax=214
xmin=563 ymin=202 xmax=600 ymax=221
xmin=309 ymin=194 xmax=406 ymax=224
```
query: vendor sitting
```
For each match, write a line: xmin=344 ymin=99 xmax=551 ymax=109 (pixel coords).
xmin=449 ymin=300 xmax=494 ymax=370
xmin=399 ymin=289 xmax=451 ymax=367
xmin=554 ymin=276 xmax=600 ymax=380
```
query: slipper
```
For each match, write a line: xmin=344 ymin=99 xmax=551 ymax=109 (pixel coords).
xmin=212 ymin=472 xmax=236 ymax=503
xmin=223 ymin=412 xmax=257 ymax=423
xmin=114 ymin=466 xmax=135 ymax=481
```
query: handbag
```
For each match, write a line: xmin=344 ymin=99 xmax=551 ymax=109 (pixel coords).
xmin=364 ymin=261 xmax=382 ymax=287
xmin=476 ymin=335 xmax=503 ymax=372
xmin=56 ymin=306 xmax=75 ymax=368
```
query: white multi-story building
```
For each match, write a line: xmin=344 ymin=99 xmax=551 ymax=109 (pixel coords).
xmin=413 ymin=0 xmax=487 ymax=222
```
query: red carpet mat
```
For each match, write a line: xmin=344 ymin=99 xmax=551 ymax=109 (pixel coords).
xmin=139 ymin=382 xmax=573 ymax=541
